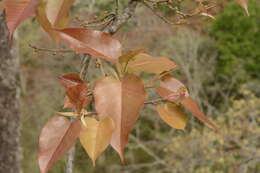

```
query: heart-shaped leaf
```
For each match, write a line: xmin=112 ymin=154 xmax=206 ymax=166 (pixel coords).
xmin=127 ymin=53 xmax=177 ymax=74
xmin=4 ymin=0 xmax=39 ymax=38
xmin=56 ymin=28 xmax=122 ymax=62
xmin=80 ymin=117 xmax=114 ymax=166
xmin=94 ymin=74 xmax=146 ymax=162
xmin=156 ymin=103 xmax=187 ymax=130
xmin=38 ymin=116 xmax=81 ymax=173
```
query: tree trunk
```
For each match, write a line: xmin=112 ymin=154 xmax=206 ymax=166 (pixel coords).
xmin=0 ymin=14 xmax=21 ymax=173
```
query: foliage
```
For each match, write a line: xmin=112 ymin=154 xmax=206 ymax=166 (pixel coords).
xmin=1 ymin=0 xmax=255 ymax=172
xmin=165 ymin=88 xmax=260 ymax=173
xmin=210 ymin=1 xmax=260 ymax=80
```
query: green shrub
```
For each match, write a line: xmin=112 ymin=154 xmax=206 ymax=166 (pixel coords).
xmin=165 ymin=88 xmax=260 ymax=173
xmin=210 ymin=1 xmax=260 ymax=81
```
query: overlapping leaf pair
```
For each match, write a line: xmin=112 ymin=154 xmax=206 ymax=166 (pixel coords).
xmin=156 ymin=74 xmax=219 ymax=130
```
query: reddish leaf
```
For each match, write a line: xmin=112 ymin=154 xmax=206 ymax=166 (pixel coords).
xmin=236 ymin=0 xmax=249 ymax=16
xmin=180 ymin=97 xmax=219 ymax=131
xmin=66 ymin=84 xmax=89 ymax=112
xmin=56 ymin=28 xmax=122 ymax=62
xmin=58 ymin=74 xmax=88 ymax=110
xmin=156 ymin=75 xmax=189 ymax=103
xmin=58 ymin=73 xmax=83 ymax=89
xmin=36 ymin=0 xmax=60 ymax=42
xmin=36 ymin=0 xmax=74 ymax=42
xmin=45 ymin=0 xmax=74 ymax=28
xmin=94 ymin=74 xmax=146 ymax=162
xmin=63 ymin=95 xmax=75 ymax=109
xmin=38 ymin=116 xmax=81 ymax=173
xmin=127 ymin=53 xmax=177 ymax=74
xmin=4 ymin=0 xmax=39 ymax=38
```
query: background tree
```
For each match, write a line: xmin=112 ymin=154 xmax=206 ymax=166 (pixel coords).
xmin=0 ymin=14 xmax=21 ymax=173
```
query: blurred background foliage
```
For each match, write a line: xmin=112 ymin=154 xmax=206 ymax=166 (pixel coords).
xmin=211 ymin=1 xmax=260 ymax=81
xmin=18 ymin=0 xmax=259 ymax=173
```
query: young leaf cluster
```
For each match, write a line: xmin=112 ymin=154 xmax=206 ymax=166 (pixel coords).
xmin=36 ymin=36 xmax=219 ymax=172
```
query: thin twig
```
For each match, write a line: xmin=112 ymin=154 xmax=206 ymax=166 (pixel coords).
xmin=115 ymin=0 xmax=119 ymax=15
xmin=79 ymin=13 xmax=116 ymax=28
xmin=29 ymin=43 xmax=73 ymax=53
xmin=66 ymin=117 xmax=77 ymax=173
xmin=141 ymin=0 xmax=177 ymax=25
xmin=130 ymin=135 xmax=167 ymax=166
xmin=66 ymin=145 xmax=75 ymax=173
xmin=145 ymin=98 xmax=165 ymax=105
xmin=80 ymin=54 xmax=91 ymax=81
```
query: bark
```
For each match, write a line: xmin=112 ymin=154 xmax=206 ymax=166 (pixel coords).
xmin=0 ymin=14 xmax=21 ymax=173
xmin=104 ymin=0 xmax=139 ymax=34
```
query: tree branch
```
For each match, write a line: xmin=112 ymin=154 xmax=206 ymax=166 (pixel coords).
xmin=103 ymin=0 xmax=139 ymax=35
xmin=66 ymin=145 xmax=76 ymax=173
xmin=80 ymin=0 xmax=139 ymax=80
xmin=141 ymin=0 xmax=177 ymax=25
xmin=79 ymin=54 xmax=91 ymax=81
